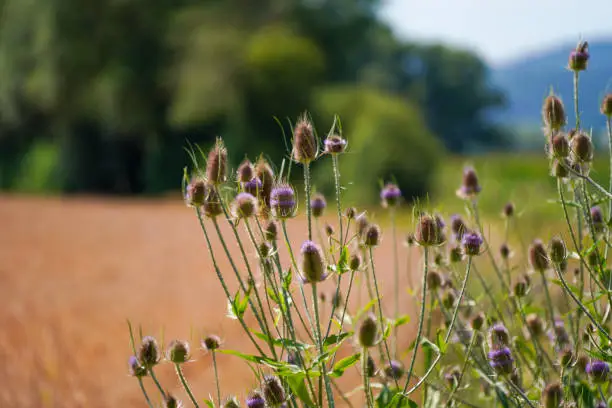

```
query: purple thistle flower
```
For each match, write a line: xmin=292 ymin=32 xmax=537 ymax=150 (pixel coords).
xmin=128 ymin=355 xmax=147 ymax=377
xmin=246 ymin=391 xmax=266 ymax=408
xmin=587 ymin=360 xmax=610 ymax=384
xmin=384 ymin=360 xmax=405 ymax=380
xmin=242 ymin=177 xmax=263 ymax=198
xmin=457 ymin=166 xmax=482 ymax=199
xmin=270 ymin=184 xmax=297 ymax=219
xmin=462 ymin=232 xmax=483 ymax=256
xmin=310 ymin=193 xmax=326 ymax=217
xmin=569 ymin=41 xmax=589 ymax=71
xmin=324 ymin=135 xmax=347 ymax=154
xmin=595 ymin=401 xmax=607 ymax=408
xmin=488 ymin=347 xmax=514 ymax=375
xmin=380 ymin=183 xmax=402 ymax=208
xmin=591 ymin=206 xmax=606 ymax=235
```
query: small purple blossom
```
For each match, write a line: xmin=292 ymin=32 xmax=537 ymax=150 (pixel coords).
xmin=324 ymin=135 xmax=347 ymax=154
xmin=310 ymin=194 xmax=326 ymax=217
xmin=587 ymin=360 xmax=610 ymax=384
xmin=450 ymin=214 xmax=467 ymax=240
xmin=462 ymin=232 xmax=483 ymax=256
xmin=128 ymin=355 xmax=147 ymax=377
xmin=488 ymin=347 xmax=514 ymax=375
xmin=270 ymin=184 xmax=297 ymax=219
xmin=246 ymin=391 xmax=266 ymax=408
xmin=242 ymin=177 xmax=263 ymax=198
xmin=488 ymin=323 xmax=510 ymax=348
xmin=457 ymin=166 xmax=482 ymax=199
xmin=384 ymin=360 xmax=405 ymax=380
xmin=380 ymin=183 xmax=402 ymax=207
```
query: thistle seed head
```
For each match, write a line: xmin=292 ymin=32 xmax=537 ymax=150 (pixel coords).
xmin=270 ymin=184 xmax=297 ymax=219
xmin=292 ymin=115 xmax=317 ymax=164
xmin=457 ymin=166 xmax=481 ymax=199
xmin=324 ymin=134 xmax=347 ymax=154
xmin=542 ymin=94 xmax=567 ymax=130
xmin=529 ymin=239 xmax=549 ymax=271
xmin=203 ymin=335 xmax=222 ymax=351
xmin=549 ymin=236 xmax=567 ymax=264
xmin=231 ymin=192 xmax=258 ymax=219
xmin=542 ymin=382 xmax=563 ymax=408
xmin=185 ymin=178 xmax=207 ymax=207
xmin=203 ymin=187 xmax=224 ymax=218
xmin=237 ymin=159 xmax=254 ymax=183
xmin=357 ymin=313 xmax=379 ymax=348
xmin=261 ymin=375 xmax=286 ymax=406
xmin=380 ymin=183 xmax=402 ymax=208
xmin=166 ymin=340 xmax=190 ymax=364
xmin=363 ymin=223 xmax=382 ymax=247
xmin=310 ymin=193 xmax=326 ymax=218
xmin=569 ymin=40 xmax=589 ymax=71
xmin=601 ymin=94 xmax=612 ymax=117
xmin=138 ymin=336 xmax=161 ymax=368
xmin=570 ymin=131 xmax=593 ymax=162
xmin=300 ymin=240 xmax=327 ymax=283
xmin=206 ymin=138 xmax=227 ymax=185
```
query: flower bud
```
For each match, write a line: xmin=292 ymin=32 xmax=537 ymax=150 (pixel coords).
xmin=292 ymin=115 xmax=317 ymax=164
xmin=232 ymin=193 xmax=258 ymax=219
xmin=138 ymin=336 xmax=161 ymax=368
xmin=345 ymin=207 xmax=357 ymax=219
xmin=542 ymin=382 xmax=563 ymax=408
xmin=571 ymin=131 xmax=594 ymax=163
xmin=551 ymin=133 xmax=570 ymax=158
xmin=502 ymin=202 xmax=515 ymax=218
xmin=237 ymin=159 xmax=254 ymax=183
xmin=366 ymin=355 xmax=376 ymax=377
xmin=591 ymin=206 xmax=606 ymax=235
xmin=203 ymin=187 xmax=224 ymax=218
xmin=450 ymin=214 xmax=468 ymax=240
xmin=602 ymin=94 xmax=612 ymax=117
xmin=548 ymin=236 xmax=567 ymax=264
xmin=500 ymin=243 xmax=511 ymax=260
xmin=223 ymin=396 xmax=241 ymax=408
xmin=207 ymin=138 xmax=227 ymax=185
xmin=488 ymin=347 xmax=514 ymax=375
xmin=128 ymin=356 xmax=147 ymax=377
xmin=384 ymin=360 xmax=405 ymax=380
xmin=349 ymin=253 xmax=361 ymax=271
xmin=427 ymin=270 xmax=443 ymax=290
xmin=542 ymin=95 xmax=567 ymax=130
xmin=356 ymin=214 xmax=369 ymax=240
xmin=255 ymin=157 xmax=275 ymax=209
xmin=526 ymin=314 xmax=545 ymax=337
xmin=569 ymin=40 xmax=589 ymax=72
xmin=185 ymin=178 xmax=207 ymax=207
xmin=264 ymin=220 xmax=278 ymax=241
xmin=364 ymin=224 xmax=382 ymax=247
xmin=551 ymin=159 xmax=570 ymax=179
xmin=462 ymin=232 xmax=483 ymax=256
xmin=471 ymin=312 xmax=485 ymax=331
xmin=457 ymin=166 xmax=481 ymax=199
xmin=416 ymin=214 xmax=444 ymax=246
xmin=449 ymin=245 xmax=463 ymax=263
xmin=300 ymin=240 xmax=327 ymax=283
xmin=357 ymin=313 xmax=379 ymax=348
xmin=381 ymin=183 xmax=402 ymax=208
xmin=246 ymin=391 xmax=266 ymax=408
xmin=310 ymin=194 xmax=327 ymax=218
xmin=166 ymin=340 xmax=190 ymax=364
xmin=488 ymin=323 xmax=510 ymax=348
xmin=587 ymin=360 xmax=610 ymax=384
xmin=261 ymin=375 xmax=286 ymax=406
xmin=442 ymin=290 xmax=456 ymax=309
xmin=529 ymin=239 xmax=549 ymax=271
xmin=270 ymin=184 xmax=297 ymax=219
xmin=324 ymin=134 xmax=347 ymax=154
xmin=513 ymin=279 xmax=528 ymax=298
xmin=163 ymin=394 xmax=183 ymax=408
xmin=324 ymin=223 xmax=334 ymax=237
xmin=203 ymin=335 xmax=221 ymax=351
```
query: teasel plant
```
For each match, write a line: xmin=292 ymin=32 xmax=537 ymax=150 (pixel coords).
xmin=127 ymin=39 xmax=612 ymax=408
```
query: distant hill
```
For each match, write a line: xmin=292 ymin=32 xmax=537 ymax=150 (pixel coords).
xmin=491 ymin=39 xmax=612 ymax=132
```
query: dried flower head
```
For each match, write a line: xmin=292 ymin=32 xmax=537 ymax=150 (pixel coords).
xmin=203 ymin=187 xmax=224 ymax=218
xmin=542 ymin=94 xmax=567 ymax=130
xmin=128 ymin=355 xmax=147 ymax=377
xmin=529 ymin=239 xmax=549 ymax=271
xmin=237 ymin=159 xmax=254 ymax=183
xmin=549 ymin=236 xmax=567 ymax=264
xmin=384 ymin=360 xmax=405 ymax=380
xmin=166 ymin=340 xmax=190 ymax=364
xmin=207 ymin=138 xmax=227 ymax=185
xmin=324 ymin=134 xmax=347 ymax=154
xmin=261 ymin=375 xmax=286 ymax=406
xmin=381 ymin=183 xmax=402 ymax=208
xmin=602 ymin=94 xmax=612 ymax=117
xmin=569 ymin=40 xmax=589 ymax=71
xmin=203 ymin=335 xmax=222 ymax=351
xmin=457 ymin=166 xmax=481 ymax=199
xmin=292 ymin=115 xmax=317 ymax=164
xmin=232 ymin=192 xmax=258 ymax=219
xmin=542 ymin=382 xmax=563 ymax=408
xmin=310 ymin=193 xmax=326 ymax=218
xmin=300 ymin=240 xmax=327 ymax=283
xmin=587 ymin=360 xmax=610 ymax=384
xmin=488 ymin=347 xmax=514 ymax=375
xmin=138 ymin=336 xmax=161 ymax=368
xmin=185 ymin=178 xmax=207 ymax=207
xmin=357 ymin=312 xmax=379 ymax=348
xmin=570 ymin=131 xmax=594 ymax=162
xmin=246 ymin=391 xmax=266 ymax=408
xmin=270 ymin=184 xmax=297 ymax=219
xmin=363 ymin=223 xmax=381 ymax=247
xmin=462 ymin=232 xmax=483 ymax=256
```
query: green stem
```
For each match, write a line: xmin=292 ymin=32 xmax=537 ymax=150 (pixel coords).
xmin=312 ymin=282 xmax=335 ymax=408
xmin=305 ymin=162 xmax=313 ymax=241
xmin=362 ymin=347 xmax=374 ymax=408
xmin=445 ymin=256 xmax=472 ymax=343
xmin=446 ymin=333 xmax=476 ymax=406
xmin=212 ymin=351 xmax=221 ymax=408
xmin=472 ymin=264 xmax=507 ymax=326
xmin=391 ymin=208 xmax=399 ymax=359
xmin=332 ymin=154 xmax=344 ymax=244
xmin=148 ymin=368 xmax=166 ymax=398
xmin=175 ymin=363 xmax=200 ymax=408
xmin=137 ymin=377 xmax=154 ymax=408
xmin=539 ymin=268 xmax=556 ymax=326
xmin=574 ymin=71 xmax=581 ymax=130
xmin=606 ymin=117 xmax=612 ymax=261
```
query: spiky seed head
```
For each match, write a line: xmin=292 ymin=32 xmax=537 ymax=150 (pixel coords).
xmin=416 ymin=214 xmax=443 ymax=246
xmin=357 ymin=313 xmax=379 ymax=348
xmin=450 ymin=214 xmax=468 ymax=240
xmin=237 ymin=159 xmax=254 ymax=183
xmin=203 ymin=335 xmax=221 ymax=351
xmin=488 ymin=323 xmax=510 ymax=348
xmin=166 ymin=340 xmax=190 ymax=364
xmin=602 ymin=94 xmax=612 ymax=117
xmin=363 ymin=223 xmax=381 ymax=247
xmin=138 ymin=336 xmax=161 ymax=368
xmin=243 ymin=178 xmax=263 ymax=198
xmin=324 ymin=134 xmax=347 ymax=154
xmin=300 ymin=240 xmax=327 ymax=283
xmin=206 ymin=138 xmax=227 ymax=185
xmin=500 ymin=243 xmax=511 ymax=260
xmin=246 ymin=391 xmax=266 ymax=408
xmin=488 ymin=347 xmax=514 ymax=375
xmin=471 ymin=312 xmax=485 ymax=331
xmin=457 ymin=166 xmax=482 ymax=199
xmin=442 ymin=290 xmax=456 ymax=309
xmin=549 ymin=237 xmax=567 ymax=264
xmin=551 ymin=158 xmax=570 ymax=179
xmin=575 ymin=353 xmax=589 ymax=373
xmin=587 ymin=360 xmax=610 ymax=384
xmin=551 ymin=132 xmax=570 ymax=158
xmin=264 ymin=220 xmax=278 ymax=241
xmin=570 ymin=131 xmax=594 ymax=162
xmin=232 ymin=192 xmax=258 ymax=219
xmin=163 ymin=394 xmax=183 ymax=408
xmin=569 ymin=40 xmax=590 ymax=71
xmin=324 ymin=223 xmax=334 ymax=237
xmin=526 ymin=314 xmax=545 ymax=337
xmin=542 ymin=95 xmax=567 ymax=130
xmin=502 ymin=202 xmax=515 ymax=218
xmin=384 ymin=360 xmax=405 ymax=380
xmin=349 ymin=253 xmax=361 ymax=271
xmin=255 ymin=157 xmax=275 ymax=209
xmin=310 ymin=193 xmax=326 ymax=217
xmin=222 ymin=396 xmax=241 ymax=408
xmin=270 ymin=184 xmax=297 ymax=219
xmin=513 ymin=279 xmax=528 ymax=297
xmin=292 ymin=115 xmax=317 ymax=164
xmin=449 ymin=245 xmax=463 ymax=263
xmin=529 ymin=239 xmax=549 ymax=271
xmin=345 ymin=207 xmax=357 ymax=219
xmin=427 ymin=270 xmax=443 ymax=290
xmin=185 ymin=178 xmax=207 ymax=207
xmin=355 ymin=213 xmax=369 ymax=239
xmin=542 ymin=382 xmax=563 ymax=408
xmin=203 ymin=187 xmax=224 ymax=218
xmin=381 ymin=183 xmax=402 ymax=208
xmin=462 ymin=232 xmax=483 ymax=256
xmin=261 ymin=375 xmax=286 ymax=406
xmin=128 ymin=356 xmax=147 ymax=377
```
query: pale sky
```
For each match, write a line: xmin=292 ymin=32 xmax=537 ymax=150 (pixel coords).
xmin=381 ymin=0 xmax=612 ymax=66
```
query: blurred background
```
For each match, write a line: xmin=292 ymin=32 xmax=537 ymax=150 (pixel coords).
xmin=1 ymin=0 xmax=612 ymax=406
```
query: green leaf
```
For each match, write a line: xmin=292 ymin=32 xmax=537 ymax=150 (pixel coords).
xmin=337 ymin=246 xmax=350 ymax=275
xmin=251 ymin=331 xmax=312 ymax=351
xmin=283 ymin=268 xmax=292 ymax=290
xmin=386 ymin=389 xmax=418 ymax=408
xmin=329 ymin=352 xmax=360 ymax=377
xmin=393 ymin=315 xmax=410 ymax=327
xmin=285 ymin=374 xmax=315 ymax=407
xmin=217 ymin=349 xmax=285 ymax=369
xmin=435 ymin=330 xmax=447 ymax=354
xmin=323 ymin=332 xmax=352 ymax=348
xmin=203 ymin=399 xmax=214 ymax=408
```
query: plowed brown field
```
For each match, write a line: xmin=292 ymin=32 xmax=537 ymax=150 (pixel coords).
xmin=0 ymin=195 xmax=418 ymax=407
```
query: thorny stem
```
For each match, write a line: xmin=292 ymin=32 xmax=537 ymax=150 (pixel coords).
xmin=444 ymin=256 xmax=473 ymax=343
xmin=175 ymin=363 xmax=200 ymax=408
xmin=212 ymin=351 xmax=221 ymax=408
xmin=312 ymin=282 xmax=336 ymax=408
xmin=472 ymin=264 xmax=507 ymax=326
xmin=445 ymin=332 xmax=476 ymax=407
xmin=137 ymin=377 xmax=154 ymax=408
xmin=606 ymin=117 xmax=612 ymax=260
xmin=305 ymin=162 xmax=313 ymax=241
xmin=539 ymin=268 xmax=556 ymax=326
xmin=332 ymin=154 xmax=344 ymax=243
xmin=362 ymin=347 xmax=374 ymax=408
xmin=148 ymin=368 xmax=166 ymax=399
xmin=390 ymin=208 xmax=399 ymax=359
